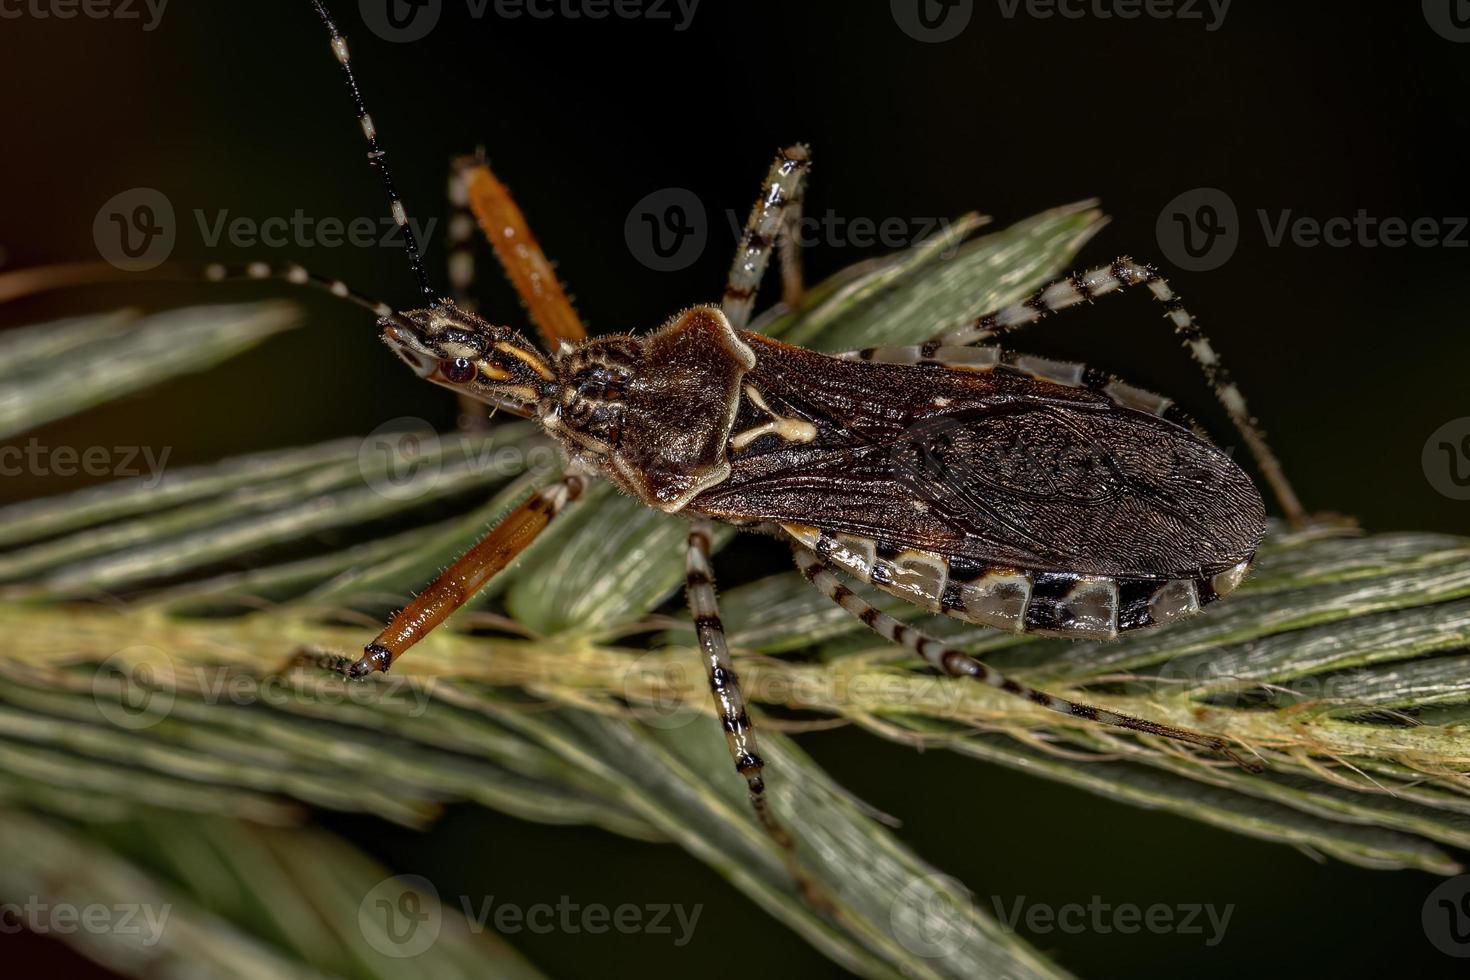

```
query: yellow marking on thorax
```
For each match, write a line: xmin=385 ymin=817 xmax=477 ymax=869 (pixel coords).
xmin=494 ymin=341 xmax=556 ymax=381
xmin=731 ymin=385 xmax=818 ymax=451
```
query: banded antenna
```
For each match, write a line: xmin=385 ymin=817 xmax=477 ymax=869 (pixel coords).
xmin=310 ymin=0 xmax=439 ymax=308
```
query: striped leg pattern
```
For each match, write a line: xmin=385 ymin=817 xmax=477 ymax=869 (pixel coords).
xmin=685 ymin=520 xmax=821 ymax=899
xmin=896 ymin=256 xmax=1305 ymax=525
xmin=446 ymin=159 xmax=493 ymax=430
xmin=722 ymin=144 xmax=811 ymax=331
xmin=447 ymin=159 xmax=479 ymax=310
xmin=792 ymin=544 xmax=1260 ymax=770
xmin=348 ymin=473 xmax=586 ymax=676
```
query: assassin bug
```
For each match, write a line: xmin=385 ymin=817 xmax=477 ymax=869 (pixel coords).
xmin=16 ymin=0 xmax=1303 ymax=898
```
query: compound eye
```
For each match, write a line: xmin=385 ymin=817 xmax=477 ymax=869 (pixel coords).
xmin=442 ymin=358 xmax=476 ymax=384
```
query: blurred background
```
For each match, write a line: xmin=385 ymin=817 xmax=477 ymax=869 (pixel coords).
xmin=1 ymin=2 xmax=1467 ymax=976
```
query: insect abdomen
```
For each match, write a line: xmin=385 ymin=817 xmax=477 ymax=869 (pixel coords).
xmin=781 ymin=524 xmax=1250 ymax=639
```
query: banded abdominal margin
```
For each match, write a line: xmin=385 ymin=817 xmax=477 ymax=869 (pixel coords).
xmin=778 ymin=523 xmax=1250 ymax=641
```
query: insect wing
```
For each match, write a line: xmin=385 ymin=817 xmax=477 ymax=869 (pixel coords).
xmin=690 ymin=336 xmax=1266 ymax=580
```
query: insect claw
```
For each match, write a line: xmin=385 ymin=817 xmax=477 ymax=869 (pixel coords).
xmin=1220 ymin=745 xmax=1264 ymax=774
xmin=273 ymin=645 xmax=356 ymax=678
xmin=347 ymin=643 xmax=394 ymax=678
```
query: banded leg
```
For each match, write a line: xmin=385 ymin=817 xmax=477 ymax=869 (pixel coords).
xmin=792 ymin=545 xmax=1261 ymax=770
xmin=454 ymin=153 xmax=587 ymax=350
xmin=896 ymin=257 xmax=1304 ymax=525
xmin=348 ymin=473 xmax=586 ymax=676
xmin=723 ymin=144 xmax=811 ymax=330
xmin=686 ymin=520 xmax=819 ymax=900
xmin=447 ymin=159 xmax=479 ymax=311
xmin=447 ymin=160 xmax=492 ymax=430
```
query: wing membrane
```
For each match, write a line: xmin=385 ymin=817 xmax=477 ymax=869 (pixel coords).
xmin=690 ymin=335 xmax=1265 ymax=579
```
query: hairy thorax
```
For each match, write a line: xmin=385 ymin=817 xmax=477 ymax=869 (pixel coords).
xmin=541 ymin=306 xmax=756 ymax=512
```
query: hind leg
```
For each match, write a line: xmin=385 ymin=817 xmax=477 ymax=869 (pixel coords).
xmin=847 ymin=257 xmax=1307 ymax=525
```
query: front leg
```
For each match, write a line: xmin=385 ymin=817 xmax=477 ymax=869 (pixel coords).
xmin=723 ymin=145 xmax=811 ymax=331
xmin=454 ymin=153 xmax=588 ymax=350
xmin=349 ymin=472 xmax=586 ymax=676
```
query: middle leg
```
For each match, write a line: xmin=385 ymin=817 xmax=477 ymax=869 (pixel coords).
xmin=685 ymin=519 xmax=824 ymax=902
xmin=347 ymin=472 xmax=587 ymax=676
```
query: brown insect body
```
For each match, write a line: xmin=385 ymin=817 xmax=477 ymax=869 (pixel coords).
xmin=548 ymin=307 xmax=756 ymax=511
xmin=388 ymin=300 xmax=1265 ymax=642
xmin=695 ymin=331 xmax=1266 ymax=639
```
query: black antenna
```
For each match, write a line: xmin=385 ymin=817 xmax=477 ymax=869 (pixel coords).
xmin=310 ymin=0 xmax=439 ymax=307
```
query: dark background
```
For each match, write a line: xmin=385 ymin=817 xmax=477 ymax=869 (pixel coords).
xmin=2 ymin=1 xmax=1468 ymax=976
